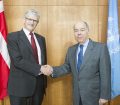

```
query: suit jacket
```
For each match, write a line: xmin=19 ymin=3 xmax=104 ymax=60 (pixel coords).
xmin=53 ymin=39 xmax=111 ymax=105
xmin=7 ymin=29 xmax=47 ymax=97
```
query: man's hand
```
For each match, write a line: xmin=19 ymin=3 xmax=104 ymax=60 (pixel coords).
xmin=99 ymin=99 xmax=108 ymax=105
xmin=40 ymin=65 xmax=53 ymax=76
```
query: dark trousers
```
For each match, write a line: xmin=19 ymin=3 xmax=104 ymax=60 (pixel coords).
xmin=79 ymin=97 xmax=82 ymax=105
xmin=9 ymin=76 xmax=45 ymax=105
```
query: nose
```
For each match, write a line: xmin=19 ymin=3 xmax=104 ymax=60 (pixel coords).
xmin=77 ymin=30 xmax=81 ymax=35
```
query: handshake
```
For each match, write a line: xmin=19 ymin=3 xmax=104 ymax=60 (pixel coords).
xmin=40 ymin=65 xmax=53 ymax=76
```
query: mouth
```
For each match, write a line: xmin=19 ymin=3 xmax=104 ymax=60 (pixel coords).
xmin=77 ymin=36 xmax=83 ymax=39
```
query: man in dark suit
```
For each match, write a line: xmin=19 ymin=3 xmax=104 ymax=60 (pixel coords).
xmin=7 ymin=9 xmax=47 ymax=105
xmin=42 ymin=21 xmax=111 ymax=105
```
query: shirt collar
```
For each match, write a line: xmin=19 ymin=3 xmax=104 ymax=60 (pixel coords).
xmin=79 ymin=39 xmax=89 ymax=47
xmin=23 ymin=27 xmax=34 ymax=36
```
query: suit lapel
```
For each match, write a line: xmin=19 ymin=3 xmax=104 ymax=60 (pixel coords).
xmin=35 ymin=34 xmax=43 ymax=52
xmin=19 ymin=30 xmax=33 ymax=54
xmin=35 ymin=34 xmax=45 ymax=64
xmin=71 ymin=44 xmax=79 ymax=74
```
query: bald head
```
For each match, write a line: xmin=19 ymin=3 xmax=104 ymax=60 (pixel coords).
xmin=73 ymin=21 xmax=89 ymax=31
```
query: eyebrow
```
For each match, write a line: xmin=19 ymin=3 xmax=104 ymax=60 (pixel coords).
xmin=74 ymin=28 xmax=86 ymax=30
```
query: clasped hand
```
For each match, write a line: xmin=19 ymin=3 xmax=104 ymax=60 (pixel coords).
xmin=41 ymin=65 xmax=53 ymax=76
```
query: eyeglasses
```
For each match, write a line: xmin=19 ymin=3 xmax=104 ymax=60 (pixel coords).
xmin=25 ymin=17 xmax=39 ymax=23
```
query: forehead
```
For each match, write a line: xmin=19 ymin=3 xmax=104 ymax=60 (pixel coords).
xmin=74 ymin=22 xmax=87 ymax=29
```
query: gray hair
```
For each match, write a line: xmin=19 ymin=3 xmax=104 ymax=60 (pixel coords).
xmin=24 ymin=9 xmax=40 ymax=20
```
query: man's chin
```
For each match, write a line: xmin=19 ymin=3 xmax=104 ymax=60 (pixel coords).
xmin=77 ymin=40 xmax=84 ymax=44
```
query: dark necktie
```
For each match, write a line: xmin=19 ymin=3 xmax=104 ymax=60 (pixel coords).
xmin=30 ymin=32 xmax=39 ymax=64
xmin=77 ymin=45 xmax=83 ymax=71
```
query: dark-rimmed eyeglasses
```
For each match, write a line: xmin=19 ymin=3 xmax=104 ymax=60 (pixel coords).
xmin=25 ymin=17 xmax=39 ymax=23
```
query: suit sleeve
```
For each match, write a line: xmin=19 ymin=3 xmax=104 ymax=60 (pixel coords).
xmin=7 ymin=33 xmax=41 ymax=76
xmin=99 ymin=44 xmax=111 ymax=100
xmin=52 ymin=48 xmax=71 ymax=77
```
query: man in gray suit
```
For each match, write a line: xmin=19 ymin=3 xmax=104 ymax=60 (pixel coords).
xmin=41 ymin=20 xmax=111 ymax=105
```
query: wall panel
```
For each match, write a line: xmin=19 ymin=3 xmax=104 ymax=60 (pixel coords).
xmin=118 ymin=0 xmax=120 ymax=6
xmin=99 ymin=0 xmax=108 ymax=5
xmin=4 ymin=0 xmax=47 ymax=6
xmin=1 ymin=0 xmax=120 ymax=105
xmin=98 ymin=6 xmax=108 ymax=42
xmin=48 ymin=0 xmax=97 ymax=5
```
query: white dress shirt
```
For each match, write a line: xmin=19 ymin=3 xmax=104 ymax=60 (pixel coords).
xmin=76 ymin=39 xmax=89 ymax=63
xmin=23 ymin=27 xmax=41 ymax=65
